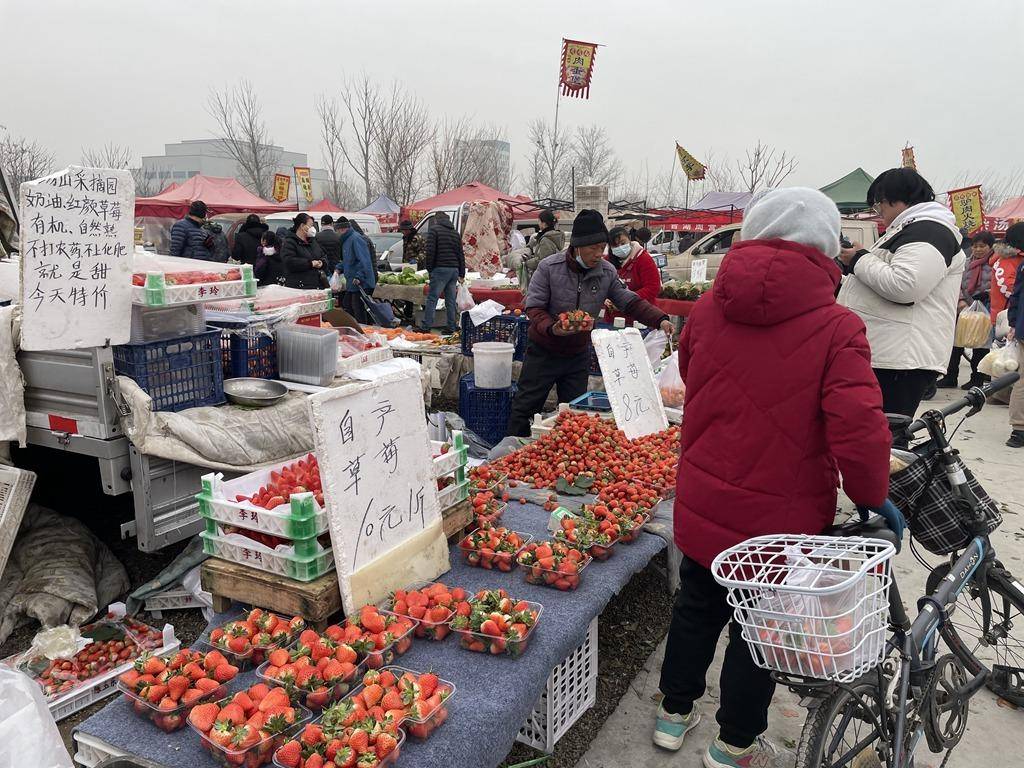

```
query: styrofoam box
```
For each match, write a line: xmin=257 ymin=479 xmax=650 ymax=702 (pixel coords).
xmin=517 ymin=616 xmax=598 ymax=752
xmin=336 ymin=345 xmax=393 ymax=376
xmin=0 ymin=466 xmax=36 ymax=582
xmin=201 ymin=525 xmax=336 ymax=582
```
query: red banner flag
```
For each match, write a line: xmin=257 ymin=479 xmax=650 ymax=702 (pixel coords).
xmin=559 ymin=39 xmax=598 ymax=99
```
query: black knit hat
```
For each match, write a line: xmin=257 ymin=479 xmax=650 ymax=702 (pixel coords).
xmin=570 ymin=209 xmax=608 ymax=247
xmin=1005 ymin=222 xmax=1024 ymax=251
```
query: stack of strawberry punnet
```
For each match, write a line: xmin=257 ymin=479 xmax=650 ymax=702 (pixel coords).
xmin=450 ymin=589 xmax=542 ymax=657
xmin=378 ymin=582 xmax=469 ymax=642
xmin=257 ymin=626 xmax=362 ymax=712
xmin=205 ymin=609 xmax=306 ymax=667
xmin=117 ymin=649 xmax=238 ymax=732
xmin=188 ymin=682 xmax=310 ymax=768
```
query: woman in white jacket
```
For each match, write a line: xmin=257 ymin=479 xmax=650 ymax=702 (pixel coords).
xmin=838 ymin=168 xmax=964 ymax=420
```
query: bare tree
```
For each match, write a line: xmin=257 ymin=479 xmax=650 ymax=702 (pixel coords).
xmin=527 ymin=118 xmax=572 ymax=200
xmin=207 ymin=80 xmax=281 ymax=198
xmin=371 ymin=83 xmax=432 ymax=205
xmin=430 ymin=118 xmax=510 ymax=194
xmin=316 ymin=95 xmax=355 ymax=206
xmin=0 ymin=134 xmax=56 ymax=202
xmin=340 ymin=73 xmax=383 ymax=206
xmin=736 ymin=140 xmax=797 ymax=193
xmin=943 ymin=168 xmax=1024 ymax=214
xmin=571 ymin=125 xmax=622 ymax=189
xmin=81 ymin=142 xmax=133 ymax=169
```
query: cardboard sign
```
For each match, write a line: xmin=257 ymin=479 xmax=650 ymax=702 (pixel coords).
xmin=307 ymin=369 xmax=449 ymax=614
xmin=18 ymin=166 xmax=134 ymax=350
xmin=592 ymin=328 xmax=668 ymax=440
xmin=690 ymin=258 xmax=708 ymax=284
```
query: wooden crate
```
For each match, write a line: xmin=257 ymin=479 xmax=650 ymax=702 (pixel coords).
xmin=201 ymin=557 xmax=343 ymax=630
xmin=443 ymin=497 xmax=473 ymax=541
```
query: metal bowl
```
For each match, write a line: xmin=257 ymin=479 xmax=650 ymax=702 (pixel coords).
xmin=223 ymin=378 xmax=289 ymax=408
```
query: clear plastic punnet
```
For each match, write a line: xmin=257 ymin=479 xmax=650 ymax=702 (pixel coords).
xmin=711 ymin=535 xmax=895 ymax=683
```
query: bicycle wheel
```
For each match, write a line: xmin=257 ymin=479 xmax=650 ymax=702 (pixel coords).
xmin=927 ymin=562 xmax=1024 ymax=706
xmin=796 ymin=680 xmax=889 ymax=768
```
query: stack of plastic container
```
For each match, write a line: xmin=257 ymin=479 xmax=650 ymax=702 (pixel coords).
xmin=275 ymin=324 xmax=339 ymax=386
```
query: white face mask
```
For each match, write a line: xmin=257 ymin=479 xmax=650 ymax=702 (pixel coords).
xmin=262 ymin=246 xmax=276 ymax=255
xmin=612 ymin=244 xmax=631 ymax=258
xmin=306 ymin=225 xmax=316 ymax=238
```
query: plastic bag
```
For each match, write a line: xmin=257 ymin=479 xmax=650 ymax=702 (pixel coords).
xmin=329 ymin=270 xmax=345 ymax=292
xmin=954 ymin=300 xmax=992 ymax=348
xmin=656 ymin=352 xmax=686 ymax=408
xmin=643 ymin=330 xmax=668 ymax=367
xmin=978 ymin=341 xmax=1020 ymax=377
xmin=995 ymin=309 xmax=1010 ymax=339
xmin=457 ymin=283 xmax=476 ymax=312
xmin=0 ymin=666 xmax=74 ymax=768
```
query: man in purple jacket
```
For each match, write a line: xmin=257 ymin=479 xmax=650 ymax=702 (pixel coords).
xmin=506 ymin=209 xmax=673 ymax=436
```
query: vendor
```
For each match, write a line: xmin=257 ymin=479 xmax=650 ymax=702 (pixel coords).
xmin=604 ymin=225 xmax=661 ymax=325
xmin=281 ymin=213 xmax=328 ymax=289
xmin=506 ymin=210 xmax=673 ymax=437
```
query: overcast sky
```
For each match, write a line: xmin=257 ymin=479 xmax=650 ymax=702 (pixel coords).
xmin=4 ymin=0 xmax=1022 ymax=198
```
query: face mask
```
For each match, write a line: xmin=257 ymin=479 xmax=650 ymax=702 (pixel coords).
xmin=612 ymin=244 xmax=631 ymax=258
xmin=262 ymin=246 xmax=276 ymax=255
xmin=575 ymin=254 xmax=590 ymax=270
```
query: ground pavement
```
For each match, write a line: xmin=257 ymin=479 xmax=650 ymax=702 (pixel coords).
xmin=578 ymin=377 xmax=1024 ymax=768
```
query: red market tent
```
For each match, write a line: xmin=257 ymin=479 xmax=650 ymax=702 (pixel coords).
xmin=135 ymin=175 xmax=296 ymax=218
xmin=647 ymin=207 xmax=743 ymax=233
xmin=403 ymin=182 xmax=537 ymax=221
xmin=309 ymin=198 xmax=340 ymax=212
xmin=983 ymin=197 xmax=1024 ymax=234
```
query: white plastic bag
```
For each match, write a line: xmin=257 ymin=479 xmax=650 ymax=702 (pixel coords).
xmin=457 ymin=283 xmax=476 ymax=312
xmin=329 ymin=271 xmax=344 ymax=292
xmin=954 ymin=300 xmax=991 ymax=348
xmin=979 ymin=341 xmax=1020 ymax=377
xmin=0 ymin=666 xmax=74 ymax=768
xmin=656 ymin=351 xmax=686 ymax=408
xmin=995 ymin=309 xmax=1010 ymax=339
xmin=643 ymin=330 xmax=668 ymax=367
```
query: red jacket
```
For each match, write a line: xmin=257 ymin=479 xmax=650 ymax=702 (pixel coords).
xmin=674 ymin=239 xmax=890 ymax=567
xmin=604 ymin=246 xmax=661 ymax=325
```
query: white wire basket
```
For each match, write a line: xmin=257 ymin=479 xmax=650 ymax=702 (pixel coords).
xmin=711 ymin=535 xmax=895 ymax=682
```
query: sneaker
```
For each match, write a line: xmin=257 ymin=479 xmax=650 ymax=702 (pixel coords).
xmin=653 ymin=702 xmax=700 ymax=751
xmin=960 ymin=376 xmax=986 ymax=390
xmin=1008 ymin=431 xmax=1024 ymax=449
xmin=935 ymin=376 xmax=959 ymax=389
xmin=704 ymin=735 xmax=790 ymax=768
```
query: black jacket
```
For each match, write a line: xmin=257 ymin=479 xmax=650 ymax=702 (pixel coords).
xmin=281 ymin=231 xmax=327 ymax=289
xmin=315 ymin=228 xmax=342 ymax=272
xmin=255 ymin=248 xmax=286 ymax=287
xmin=232 ymin=221 xmax=268 ymax=266
xmin=426 ymin=218 xmax=465 ymax=277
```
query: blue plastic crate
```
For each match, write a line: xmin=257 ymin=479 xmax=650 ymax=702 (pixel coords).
xmin=113 ymin=328 xmax=225 ymax=412
xmin=207 ymin=316 xmax=278 ymax=380
xmin=569 ymin=391 xmax=611 ymax=412
xmin=458 ymin=374 xmax=517 ymax=447
xmin=461 ymin=312 xmax=529 ymax=361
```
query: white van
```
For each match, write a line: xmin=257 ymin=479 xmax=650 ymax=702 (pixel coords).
xmin=262 ymin=210 xmax=382 ymax=235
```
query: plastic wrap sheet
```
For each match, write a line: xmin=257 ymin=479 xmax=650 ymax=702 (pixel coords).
xmin=0 ymin=304 xmax=26 ymax=447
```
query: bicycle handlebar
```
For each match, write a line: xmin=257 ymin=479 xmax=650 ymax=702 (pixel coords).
xmin=907 ymin=372 xmax=1020 ymax=435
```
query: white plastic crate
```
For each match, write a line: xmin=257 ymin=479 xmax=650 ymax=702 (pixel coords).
xmin=430 ymin=431 xmax=467 ymax=478
xmin=0 ymin=466 xmax=36 ymax=579
xmin=144 ymin=586 xmax=208 ymax=618
xmin=517 ymin=616 xmax=598 ymax=752
xmin=201 ymin=526 xmax=335 ymax=582
xmin=73 ymin=731 xmax=125 ymax=767
xmin=336 ymin=345 xmax=393 ymax=375
xmin=133 ymin=274 xmax=256 ymax=307
xmin=437 ymin=477 xmax=470 ymax=510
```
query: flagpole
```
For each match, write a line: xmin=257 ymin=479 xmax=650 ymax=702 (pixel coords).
xmin=551 ymin=78 xmax=561 ymax=202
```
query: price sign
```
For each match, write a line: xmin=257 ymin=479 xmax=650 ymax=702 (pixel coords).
xmin=690 ymin=258 xmax=708 ymax=284
xmin=307 ymin=369 xmax=449 ymax=614
xmin=592 ymin=327 xmax=668 ymax=440
xmin=18 ymin=166 xmax=134 ymax=350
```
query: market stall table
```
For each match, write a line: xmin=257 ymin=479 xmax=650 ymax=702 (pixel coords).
xmin=372 ymin=283 xmax=429 ymax=306
xmin=73 ymin=499 xmax=667 ymax=768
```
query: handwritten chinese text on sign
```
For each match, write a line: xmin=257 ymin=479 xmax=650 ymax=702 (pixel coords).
xmin=592 ymin=328 xmax=668 ymax=440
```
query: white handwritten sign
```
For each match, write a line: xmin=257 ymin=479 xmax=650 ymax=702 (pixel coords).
xmin=592 ymin=327 xmax=668 ymax=440
xmin=690 ymin=258 xmax=708 ymax=284
xmin=307 ymin=369 xmax=449 ymax=614
xmin=18 ymin=166 xmax=134 ymax=351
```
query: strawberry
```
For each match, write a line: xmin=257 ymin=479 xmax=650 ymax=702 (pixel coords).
xmin=305 ymin=755 xmax=325 ymax=768
xmin=167 ymin=674 xmax=189 ymax=701
xmin=248 ymin=683 xmax=270 ymax=702
xmin=300 ymin=723 xmax=324 ymax=746
xmin=141 ymin=655 xmax=166 ymax=675
xmin=194 ymin=677 xmax=222 ymax=693
xmin=145 ymin=684 xmax=168 ymax=704
xmin=231 ymin=724 xmax=261 ymax=750
xmin=203 ymin=650 xmax=228 ymax=671
xmin=213 ymin=662 xmax=239 ymax=682
xmin=348 ymin=727 xmax=369 ymax=753
xmin=268 ymin=648 xmax=290 ymax=667
xmin=357 ymin=753 xmax=379 ymax=768
xmin=275 ymin=741 xmax=301 ymax=768
xmin=158 ymin=696 xmax=178 ymax=711
xmin=361 ymin=683 xmax=383 ymax=708
xmin=187 ymin=702 xmax=219 ymax=732
xmin=208 ymin=719 xmax=235 ymax=748
xmin=380 ymin=689 xmax=405 ymax=712
xmin=375 ymin=731 xmax=398 ymax=758
xmin=227 ymin=635 xmax=250 ymax=654
xmin=181 ymin=687 xmax=206 ymax=706
xmin=219 ymin=702 xmax=246 ymax=726
xmin=419 ymin=672 xmax=439 ymax=699
xmin=118 ymin=669 xmax=140 ymax=688
xmin=182 ymin=661 xmax=206 ymax=681
xmin=333 ymin=745 xmax=356 ymax=768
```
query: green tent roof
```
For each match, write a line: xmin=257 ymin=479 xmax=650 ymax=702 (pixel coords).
xmin=820 ymin=168 xmax=875 ymax=213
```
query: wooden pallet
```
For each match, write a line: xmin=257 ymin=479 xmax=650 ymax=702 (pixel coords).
xmin=201 ymin=558 xmax=343 ymax=630
xmin=443 ymin=497 xmax=473 ymax=541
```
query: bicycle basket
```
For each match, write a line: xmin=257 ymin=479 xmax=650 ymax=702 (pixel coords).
xmin=711 ymin=535 xmax=895 ymax=683
xmin=888 ymin=451 xmax=1002 ymax=555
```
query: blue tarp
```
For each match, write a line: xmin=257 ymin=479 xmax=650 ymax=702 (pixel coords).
xmin=358 ymin=194 xmax=401 ymax=216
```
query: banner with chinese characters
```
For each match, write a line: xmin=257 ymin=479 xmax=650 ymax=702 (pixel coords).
xmin=19 ymin=166 xmax=134 ymax=351
xmin=675 ymin=143 xmax=707 ymax=181
xmin=948 ymin=185 xmax=984 ymax=234
xmin=901 ymin=146 xmax=917 ymax=170
xmin=559 ymin=39 xmax=598 ymax=99
xmin=307 ymin=369 xmax=450 ymax=614
xmin=272 ymin=173 xmax=291 ymax=203
xmin=592 ymin=327 xmax=668 ymax=439
xmin=294 ymin=167 xmax=313 ymax=203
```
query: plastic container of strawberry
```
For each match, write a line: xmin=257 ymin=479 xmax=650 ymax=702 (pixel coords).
xmin=272 ymin=728 xmax=406 ymax=768
xmin=380 ymin=665 xmax=457 ymax=741
xmin=377 ymin=581 xmax=457 ymax=642
xmin=468 ymin=469 xmax=507 ymax=496
xmin=554 ymin=526 xmax=620 ymax=561
xmin=516 ymin=545 xmax=592 ymax=591
xmin=452 ymin=601 xmax=543 ymax=657
xmin=202 ymin=612 xmax=301 ymax=668
xmin=190 ymin=694 xmax=312 ymax=768
xmin=457 ymin=528 xmax=532 ymax=572
xmin=255 ymin=658 xmax=363 ymax=712
xmin=616 ymin=512 xmax=652 ymax=544
xmin=116 ymin=678 xmax=228 ymax=733
xmin=471 ymin=499 xmax=508 ymax=529
xmin=344 ymin=619 xmax=418 ymax=670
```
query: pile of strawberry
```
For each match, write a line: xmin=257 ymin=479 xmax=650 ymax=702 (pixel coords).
xmin=383 ymin=582 xmax=470 ymax=641
xmin=516 ymin=540 xmax=590 ymax=591
xmin=557 ymin=309 xmax=594 ymax=332
xmin=208 ymin=609 xmax=304 ymax=665
xmin=237 ymin=455 xmax=324 ymax=510
xmin=458 ymin=524 xmax=529 ymax=571
xmin=469 ymin=487 xmax=505 ymax=527
xmin=489 ymin=411 xmax=679 ymax=493
xmin=451 ymin=589 xmax=539 ymax=656
xmin=260 ymin=630 xmax=360 ymax=711
xmin=556 ymin=515 xmax=618 ymax=560
xmin=188 ymin=683 xmax=302 ymax=767
xmin=342 ymin=605 xmax=417 ymax=669
xmin=118 ymin=649 xmax=238 ymax=731
xmin=132 ymin=268 xmax=243 ymax=287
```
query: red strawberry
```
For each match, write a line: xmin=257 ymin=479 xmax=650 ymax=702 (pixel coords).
xmin=219 ymin=702 xmax=246 ymax=726
xmin=145 ymin=684 xmax=168 ymax=704
xmin=268 ymin=648 xmax=290 ymax=667
xmin=300 ymin=723 xmax=324 ymax=746
xmin=419 ymin=672 xmax=439 ymax=698
xmin=181 ymin=688 xmax=206 ymax=706
xmin=213 ymin=663 xmax=239 ymax=682
xmin=202 ymin=650 xmax=227 ymax=671
xmin=248 ymin=683 xmax=270 ymax=702
xmin=375 ymin=732 xmax=398 ymax=758
xmin=194 ymin=677 xmax=221 ymax=693
xmin=348 ymin=728 xmax=369 ymax=753
xmin=167 ymin=674 xmax=189 ymax=701
xmin=380 ymin=689 xmax=405 ymax=712
xmin=187 ymin=702 xmax=219 ymax=732
xmin=275 ymin=740 xmax=301 ymax=768
xmin=305 ymin=755 xmax=324 ymax=768
xmin=332 ymin=745 xmax=355 ymax=768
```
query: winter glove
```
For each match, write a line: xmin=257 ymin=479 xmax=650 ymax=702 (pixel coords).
xmin=857 ymin=499 xmax=906 ymax=551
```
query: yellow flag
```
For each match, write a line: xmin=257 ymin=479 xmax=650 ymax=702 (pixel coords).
xmin=676 ymin=143 xmax=706 ymax=181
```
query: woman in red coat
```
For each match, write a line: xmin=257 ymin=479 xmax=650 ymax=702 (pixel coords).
xmin=652 ymin=188 xmax=893 ymax=768
xmin=604 ymin=226 xmax=661 ymax=325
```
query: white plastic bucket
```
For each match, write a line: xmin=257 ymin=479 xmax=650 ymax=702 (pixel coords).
xmin=472 ymin=341 xmax=514 ymax=389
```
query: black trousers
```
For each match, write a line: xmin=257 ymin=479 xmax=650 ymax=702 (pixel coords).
xmin=944 ymin=347 xmax=988 ymax=381
xmin=659 ymin=556 xmax=775 ymax=749
xmin=506 ymin=341 xmax=590 ymax=437
xmin=873 ymin=368 xmax=936 ymax=418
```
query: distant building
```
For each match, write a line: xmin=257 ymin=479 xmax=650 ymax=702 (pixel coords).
xmin=454 ymin=139 xmax=510 ymax=192
xmin=139 ymin=139 xmax=334 ymax=204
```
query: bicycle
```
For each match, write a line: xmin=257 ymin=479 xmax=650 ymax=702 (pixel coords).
xmin=712 ymin=372 xmax=1021 ymax=768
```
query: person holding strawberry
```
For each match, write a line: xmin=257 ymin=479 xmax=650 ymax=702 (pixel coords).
xmin=653 ymin=188 xmax=892 ymax=767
